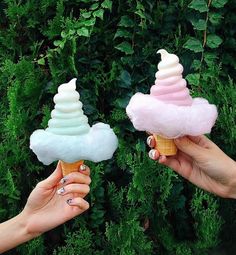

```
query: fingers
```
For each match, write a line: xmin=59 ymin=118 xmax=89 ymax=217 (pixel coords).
xmin=148 ymin=149 xmax=160 ymax=160
xmin=38 ymin=162 xmax=63 ymax=189
xmin=78 ymin=164 xmax=90 ymax=176
xmin=147 ymin=136 xmax=156 ymax=148
xmin=187 ymin=135 xmax=215 ymax=149
xmin=57 ymin=183 xmax=90 ymax=198
xmin=174 ymin=136 xmax=207 ymax=161
xmin=66 ymin=197 xmax=90 ymax=211
xmin=60 ymin=166 xmax=91 ymax=186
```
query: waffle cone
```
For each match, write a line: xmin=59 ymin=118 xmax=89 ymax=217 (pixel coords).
xmin=60 ymin=160 xmax=84 ymax=177
xmin=153 ymin=134 xmax=177 ymax=156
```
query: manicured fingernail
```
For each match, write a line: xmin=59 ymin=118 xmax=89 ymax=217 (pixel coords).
xmin=80 ymin=164 xmax=86 ymax=171
xmin=60 ymin=177 xmax=68 ymax=184
xmin=57 ymin=187 xmax=65 ymax=195
xmin=149 ymin=149 xmax=157 ymax=160
xmin=147 ymin=136 xmax=152 ymax=146
xmin=67 ymin=198 xmax=73 ymax=205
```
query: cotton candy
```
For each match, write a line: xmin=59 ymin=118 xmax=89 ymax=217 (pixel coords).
xmin=30 ymin=79 xmax=118 ymax=165
xmin=126 ymin=49 xmax=218 ymax=138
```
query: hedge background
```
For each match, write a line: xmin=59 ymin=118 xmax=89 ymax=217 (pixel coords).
xmin=0 ymin=0 xmax=236 ymax=254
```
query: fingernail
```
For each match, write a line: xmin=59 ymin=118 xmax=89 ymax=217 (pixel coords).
xmin=147 ymin=136 xmax=152 ymax=146
xmin=60 ymin=177 xmax=68 ymax=184
xmin=57 ymin=187 xmax=65 ymax=195
xmin=67 ymin=198 xmax=73 ymax=205
xmin=80 ymin=164 xmax=86 ymax=171
xmin=149 ymin=149 xmax=156 ymax=160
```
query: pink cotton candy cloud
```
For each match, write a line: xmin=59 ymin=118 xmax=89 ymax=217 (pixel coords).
xmin=126 ymin=93 xmax=217 ymax=139
xmin=126 ymin=49 xmax=218 ymax=138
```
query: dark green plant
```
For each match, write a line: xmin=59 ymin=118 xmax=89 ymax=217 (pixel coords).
xmin=0 ymin=0 xmax=235 ymax=254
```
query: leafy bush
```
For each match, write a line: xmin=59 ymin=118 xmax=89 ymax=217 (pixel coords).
xmin=0 ymin=0 xmax=235 ymax=254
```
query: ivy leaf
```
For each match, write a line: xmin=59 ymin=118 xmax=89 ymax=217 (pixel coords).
xmin=190 ymin=19 xmax=207 ymax=30
xmin=118 ymin=16 xmax=135 ymax=27
xmin=117 ymin=70 xmax=131 ymax=88
xmin=93 ymin=9 xmax=104 ymax=20
xmin=188 ymin=0 xmax=209 ymax=12
xmin=209 ymin=13 xmax=223 ymax=25
xmin=183 ymin=37 xmax=203 ymax=53
xmin=212 ymin=0 xmax=228 ymax=8
xmin=37 ymin=58 xmax=45 ymax=65
xmin=115 ymin=42 xmax=134 ymax=55
xmin=204 ymin=52 xmax=218 ymax=66
xmin=81 ymin=11 xmax=92 ymax=19
xmin=186 ymin=73 xmax=200 ymax=86
xmin=114 ymin=29 xmax=132 ymax=39
xmin=90 ymin=3 xmax=99 ymax=10
xmin=53 ymin=40 xmax=65 ymax=48
xmin=101 ymin=0 xmax=112 ymax=10
xmin=77 ymin=27 xmax=89 ymax=37
xmin=206 ymin=34 xmax=223 ymax=48
xmin=80 ymin=18 xmax=96 ymax=27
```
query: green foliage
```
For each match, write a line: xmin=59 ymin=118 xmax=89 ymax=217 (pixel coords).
xmin=0 ymin=0 xmax=236 ymax=254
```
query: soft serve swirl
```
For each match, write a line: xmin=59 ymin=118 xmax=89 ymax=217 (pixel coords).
xmin=150 ymin=49 xmax=192 ymax=106
xmin=46 ymin=78 xmax=90 ymax=135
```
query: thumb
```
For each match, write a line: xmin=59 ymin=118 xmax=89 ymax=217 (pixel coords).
xmin=42 ymin=161 xmax=63 ymax=188
xmin=174 ymin=136 xmax=207 ymax=160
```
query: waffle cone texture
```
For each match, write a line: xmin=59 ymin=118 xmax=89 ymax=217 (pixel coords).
xmin=153 ymin=134 xmax=177 ymax=156
xmin=60 ymin=160 xmax=84 ymax=176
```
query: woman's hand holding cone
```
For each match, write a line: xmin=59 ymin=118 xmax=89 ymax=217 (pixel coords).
xmin=147 ymin=135 xmax=236 ymax=199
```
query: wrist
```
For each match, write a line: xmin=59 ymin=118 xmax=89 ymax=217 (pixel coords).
xmin=227 ymin=160 xmax=236 ymax=199
xmin=20 ymin=209 xmax=42 ymax=239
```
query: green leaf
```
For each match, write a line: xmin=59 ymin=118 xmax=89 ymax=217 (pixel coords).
xmin=93 ymin=9 xmax=104 ymax=20
xmin=206 ymin=34 xmax=223 ymax=48
xmin=204 ymin=52 xmax=218 ymax=66
xmin=191 ymin=60 xmax=202 ymax=70
xmin=188 ymin=0 xmax=209 ymax=12
xmin=212 ymin=0 xmax=228 ymax=8
xmin=186 ymin=73 xmax=200 ymax=86
xmin=81 ymin=11 xmax=92 ymax=19
xmin=101 ymin=0 xmax=112 ymax=10
xmin=118 ymin=15 xmax=135 ymax=27
xmin=183 ymin=37 xmax=203 ymax=53
xmin=77 ymin=27 xmax=89 ymax=37
xmin=190 ymin=19 xmax=207 ymax=30
xmin=53 ymin=40 xmax=62 ymax=47
xmin=90 ymin=3 xmax=99 ymax=10
xmin=115 ymin=42 xmax=134 ymax=55
xmin=117 ymin=70 xmax=131 ymax=88
xmin=114 ymin=29 xmax=132 ymax=39
xmin=61 ymin=31 xmax=67 ymax=38
xmin=37 ymin=58 xmax=45 ymax=65
xmin=80 ymin=18 xmax=96 ymax=27
xmin=209 ymin=13 xmax=223 ymax=25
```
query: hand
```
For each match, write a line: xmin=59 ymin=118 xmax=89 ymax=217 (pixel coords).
xmin=21 ymin=162 xmax=91 ymax=237
xmin=147 ymin=135 xmax=236 ymax=199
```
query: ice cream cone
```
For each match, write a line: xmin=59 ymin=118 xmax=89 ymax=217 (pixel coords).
xmin=153 ymin=134 xmax=177 ymax=156
xmin=60 ymin=160 xmax=84 ymax=176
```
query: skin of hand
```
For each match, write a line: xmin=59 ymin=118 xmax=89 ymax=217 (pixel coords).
xmin=0 ymin=162 xmax=91 ymax=253
xmin=147 ymin=135 xmax=236 ymax=199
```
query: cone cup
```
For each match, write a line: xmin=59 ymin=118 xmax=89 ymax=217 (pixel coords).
xmin=60 ymin=160 xmax=84 ymax=177
xmin=153 ymin=134 xmax=177 ymax=156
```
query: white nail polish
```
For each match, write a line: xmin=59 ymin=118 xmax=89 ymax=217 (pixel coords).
xmin=80 ymin=164 xmax=86 ymax=171
xmin=57 ymin=187 xmax=65 ymax=195
xmin=147 ymin=137 xmax=151 ymax=146
xmin=60 ymin=177 xmax=67 ymax=184
xmin=149 ymin=150 xmax=156 ymax=160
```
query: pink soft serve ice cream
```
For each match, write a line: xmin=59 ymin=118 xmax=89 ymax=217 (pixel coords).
xmin=126 ymin=49 xmax=218 ymax=149
xmin=150 ymin=49 xmax=192 ymax=106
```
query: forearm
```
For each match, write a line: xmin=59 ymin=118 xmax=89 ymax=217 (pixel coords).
xmin=0 ymin=212 xmax=35 ymax=253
